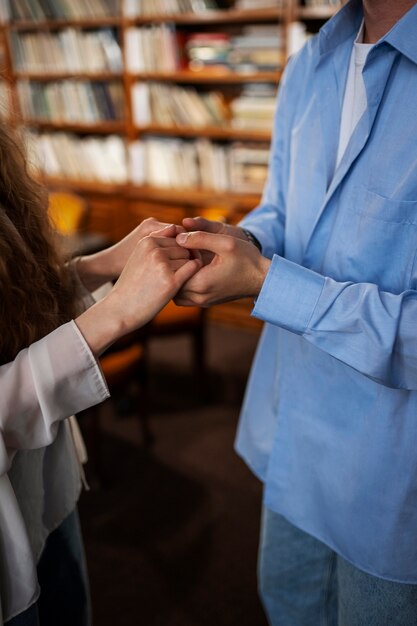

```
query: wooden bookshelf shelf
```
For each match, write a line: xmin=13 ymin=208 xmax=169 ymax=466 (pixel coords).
xmin=36 ymin=177 xmax=261 ymax=208
xmin=128 ymin=185 xmax=261 ymax=209
xmin=128 ymin=7 xmax=285 ymax=26
xmin=37 ymin=175 xmax=127 ymax=195
xmin=24 ymin=119 xmax=126 ymax=133
xmin=129 ymin=70 xmax=281 ymax=84
xmin=14 ymin=72 xmax=123 ymax=81
xmin=134 ymin=124 xmax=272 ymax=141
xmin=10 ymin=17 xmax=123 ymax=31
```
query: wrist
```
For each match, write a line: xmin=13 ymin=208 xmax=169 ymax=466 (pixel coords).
xmin=75 ymin=249 xmax=115 ymax=292
xmin=241 ymin=228 xmax=262 ymax=251
xmin=74 ymin=293 xmax=131 ymax=356
xmin=251 ymin=256 xmax=271 ymax=298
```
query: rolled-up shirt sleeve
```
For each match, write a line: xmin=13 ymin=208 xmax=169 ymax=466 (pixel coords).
xmin=0 ymin=320 xmax=109 ymax=475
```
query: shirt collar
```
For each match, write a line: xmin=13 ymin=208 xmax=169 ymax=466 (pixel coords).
xmin=383 ymin=2 xmax=417 ymax=66
xmin=319 ymin=0 xmax=417 ymax=66
xmin=318 ymin=0 xmax=363 ymax=56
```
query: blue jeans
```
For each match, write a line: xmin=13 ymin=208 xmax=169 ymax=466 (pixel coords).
xmin=258 ymin=506 xmax=417 ymax=626
xmin=6 ymin=508 xmax=91 ymax=626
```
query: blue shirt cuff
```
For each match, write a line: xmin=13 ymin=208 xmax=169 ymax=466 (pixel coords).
xmin=252 ymin=255 xmax=325 ymax=333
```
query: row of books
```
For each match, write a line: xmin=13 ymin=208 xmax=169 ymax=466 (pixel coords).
xmin=131 ymin=138 xmax=270 ymax=192
xmin=17 ymin=80 xmax=125 ymax=122
xmin=10 ymin=29 xmax=123 ymax=73
xmin=26 ymin=131 xmax=128 ymax=183
xmin=131 ymin=81 xmax=277 ymax=129
xmin=0 ymin=1 xmax=342 ymax=23
xmin=230 ymin=83 xmax=277 ymax=129
xmin=187 ymin=25 xmax=283 ymax=71
xmin=25 ymin=130 xmax=270 ymax=192
xmin=124 ymin=0 xmax=226 ymax=16
xmin=132 ymin=82 xmax=228 ymax=127
xmin=302 ymin=0 xmax=341 ymax=6
xmin=125 ymin=25 xmax=180 ymax=73
xmin=126 ymin=25 xmax=283 ymax=73
xmin=15 ymin=78 xmax=277 ymax=131
xmin=235 ymin=0 xmax=283 ymax=7
xmin=3 ymin=0 xmax=118 ymax=21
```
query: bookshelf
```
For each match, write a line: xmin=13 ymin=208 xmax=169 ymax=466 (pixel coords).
xmin=0 ymin=0 xmax=343 ymax=328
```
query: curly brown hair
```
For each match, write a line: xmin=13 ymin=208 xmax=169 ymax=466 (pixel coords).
xmin=0 ymin=123 xmax=76 ymax=364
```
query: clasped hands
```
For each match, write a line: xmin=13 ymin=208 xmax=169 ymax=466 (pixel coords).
xmin=75 ymin=216 xmax=270 ymax=356
xmin=95 ymin=215 xmax=270 ymax=309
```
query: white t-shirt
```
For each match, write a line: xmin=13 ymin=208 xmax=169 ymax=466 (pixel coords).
xmin=336 ymin=21 xmax=374 ymax=169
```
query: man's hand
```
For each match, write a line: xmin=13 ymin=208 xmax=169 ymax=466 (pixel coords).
xmin=174 ymin=230 xmax=271 ymax=307
xmin=182 ymin=217 xmax=252 ymax=266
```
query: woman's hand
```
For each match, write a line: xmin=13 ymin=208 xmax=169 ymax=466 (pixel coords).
xmin=75 ymin=225 xmax=201 ymax=355
xmin=75 ymin=217 xmax=184 ymax=291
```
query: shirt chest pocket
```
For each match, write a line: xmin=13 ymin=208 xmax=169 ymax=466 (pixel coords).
xmin=337 ymin=186 xmax=417 ymax=293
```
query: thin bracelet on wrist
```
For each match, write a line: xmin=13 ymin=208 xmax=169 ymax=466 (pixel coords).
xmin=241 ymin=228 xmax=262 ymax=252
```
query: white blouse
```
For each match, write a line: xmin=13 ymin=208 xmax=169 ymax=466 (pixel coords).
xmin=0 ymin=275 xmax=109 ymax=623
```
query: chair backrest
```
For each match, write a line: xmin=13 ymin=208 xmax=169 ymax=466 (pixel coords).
xmin=48 ymin=191 xmax=87 ymax=235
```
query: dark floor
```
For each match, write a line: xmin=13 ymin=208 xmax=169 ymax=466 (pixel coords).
xmin=78 ymin=322 xmax=269 ymax=626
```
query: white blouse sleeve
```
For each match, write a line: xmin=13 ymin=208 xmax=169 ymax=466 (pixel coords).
xmin=0 ymin=320 xmax=109 ymax=476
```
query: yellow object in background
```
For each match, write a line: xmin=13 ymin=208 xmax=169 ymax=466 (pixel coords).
xmin=199 ymin=205 xmax=229 ymax=223
xmin=48 ymin=192 xmax=87 ymax=235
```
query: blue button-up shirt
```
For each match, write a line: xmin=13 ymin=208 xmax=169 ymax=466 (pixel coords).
xmin=237 ymin=0 xmax=417 ymax=582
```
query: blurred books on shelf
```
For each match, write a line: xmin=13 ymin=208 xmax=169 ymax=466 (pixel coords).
xmin=125 ymin=25 xmax=181 ymax=72
xmin=301 ymin=0 xmax=341 ymax=6
xmin=10 ymin=28 xmax=122 ymax=74
xmin=234 ymin=0 xmax=283 ymax=7
xmin=132 ymin=82 xmax=229 ymax=127
xmin=25 ymin=131 xmax=127 ymax=183
xmin=6 ymin=0 xmax=119 ymax=20
xmin=124 ymin=0 xmax=224 ymax=17
xmin=17 ymin=80 xmax=125 ymax=122
xmin=0 ymin=0 xmax=10 ymax=23
xmin=186 ymin=25 xmax=284 ymax=72
xmin=130 ymin=138 xmax=228 ymax=189
xmin=186 ymin=32 xmax=231 ymax=70
xmin=230 ymin=142 xmax=270 ymax=192
xmin=129 ymin=137 xmax=269 ymax=193
xmin=230 ymin=83 xmax=277 ymax=129
xmin=126 ymin=24 xmax=283 ymax=74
